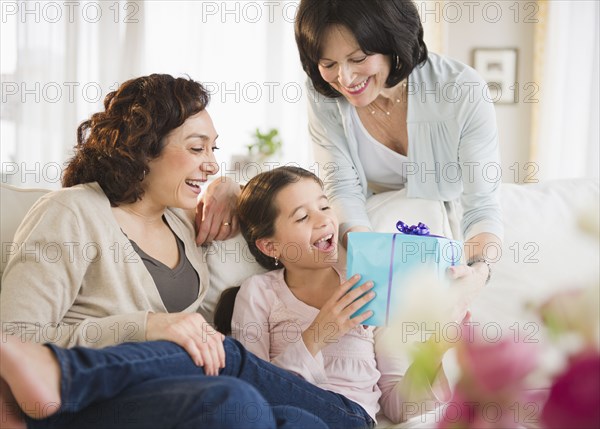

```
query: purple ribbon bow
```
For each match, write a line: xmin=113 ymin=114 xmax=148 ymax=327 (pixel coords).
xmin=395 ymin=220 xmax=430 ymax=236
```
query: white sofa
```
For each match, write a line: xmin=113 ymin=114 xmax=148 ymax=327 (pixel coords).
xmin=1 ymin=179 xmax=598 ymax=428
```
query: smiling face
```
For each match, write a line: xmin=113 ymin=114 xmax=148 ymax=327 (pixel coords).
xmin=318 ymin=24 xmax=391 ymax=107
xmin=144 ymin=110 xmax=219 ymax=210
xmin=258 ymin=178 xmax=339 ymax=270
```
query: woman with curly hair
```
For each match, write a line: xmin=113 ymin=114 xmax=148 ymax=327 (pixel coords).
xmin=2 ymin=74 xmax=228 ymax=354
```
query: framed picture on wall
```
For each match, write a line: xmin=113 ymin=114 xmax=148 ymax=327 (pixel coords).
xmin=472 ymin=48 xmax=518 ymax=104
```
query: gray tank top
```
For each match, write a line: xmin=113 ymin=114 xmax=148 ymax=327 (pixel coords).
xmin=129 ymin=234 xmax=199 ymax=312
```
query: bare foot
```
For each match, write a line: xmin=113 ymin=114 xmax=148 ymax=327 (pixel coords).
xmin=1 ymin=378 xmax=26 ymax=429
xmin=0 ymin=335 xmax=61 ymax=419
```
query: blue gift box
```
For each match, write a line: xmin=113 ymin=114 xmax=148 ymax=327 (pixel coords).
xmin=347 ymin=222 xmax=463 ymax=327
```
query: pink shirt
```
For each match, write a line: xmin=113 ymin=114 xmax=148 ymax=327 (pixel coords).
xmin=231 ymin=268 xmax=382 ymax=421
xmin=231 ymin=267 xmax=452 ymax=424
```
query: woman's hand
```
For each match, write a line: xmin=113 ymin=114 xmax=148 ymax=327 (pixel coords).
xmin=302 ymin=274 xmax=375 ymax=356
xmin=195 ymin=177 xmax=241 ymax=245
xmin=145 ymin=312 xmax=225 ymax=375
xmin=446 ymin=263 xmax=488 ymax=323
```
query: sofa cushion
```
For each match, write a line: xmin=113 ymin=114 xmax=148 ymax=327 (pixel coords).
xmin=0 ymin=184 xmax=51 ymax=282
xmin=365 ymin=188 xmax=453 ymax=238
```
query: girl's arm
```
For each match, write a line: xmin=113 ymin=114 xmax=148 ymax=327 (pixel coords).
xmin=231 ymin=276 xmax=371 ymax=385
xmin=231 ymin=277 xmax=329 ymax=384
xmin=230 ymin=279 xmax=272 ymax=361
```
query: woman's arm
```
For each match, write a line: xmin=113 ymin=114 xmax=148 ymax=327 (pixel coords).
xmin=462 ymin=232 xmax=501 ymax=284
xmin=456 ymin=68 xmax=505 ymax=246
xmin=448 ymin=67 xmax=505 ymax=291
xmin=0 ymin=195 xmax=148 ymax=348
xmin=193 ymin=176 xmax=242 ymax=245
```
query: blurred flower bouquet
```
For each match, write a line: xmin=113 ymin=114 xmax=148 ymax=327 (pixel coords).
xmin=435 ymin=210 xmax=600 ymax=429
xmin=436 ymin=286 xmax=599 ymax=429
xmin=378 ymin=207 xmax=599 ymax=429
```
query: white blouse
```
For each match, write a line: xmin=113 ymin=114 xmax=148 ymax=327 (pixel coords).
xmin=353 ymin=106 xmax=408 ymax=194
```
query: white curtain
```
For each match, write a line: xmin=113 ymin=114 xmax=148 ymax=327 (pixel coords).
xmin=139 ymin=1 xmax=307 ymax=178
xmin=1 ymin=1 xmax=307 ymax=188
xmin=1 ymin=1 xmax=147 ymax=187
xmin=531 ymin=0 xmax=600 ymax=180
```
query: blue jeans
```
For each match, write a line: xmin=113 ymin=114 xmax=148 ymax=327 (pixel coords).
xmin=28 ymin=338 xmax=374 ymax=429
xmin=28 ymin=376 xmax=323 ymax=429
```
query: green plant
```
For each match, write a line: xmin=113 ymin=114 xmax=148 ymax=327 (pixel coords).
xmin=246 ymin=128 xmax=282 ymax=159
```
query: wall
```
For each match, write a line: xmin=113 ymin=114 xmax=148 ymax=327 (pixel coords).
xmin=0 ymin=1 xmax=540 ymax=187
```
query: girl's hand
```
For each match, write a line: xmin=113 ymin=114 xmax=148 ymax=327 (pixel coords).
xmin=302 ymin=274 xmax=375 ymax=356
xmin=195 ymin=177 xmax=241 ymax=245
xmin=146 ymin=312 xmax=225 ymax=375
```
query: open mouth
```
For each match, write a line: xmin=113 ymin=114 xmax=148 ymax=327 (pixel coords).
xmin=345 ymin=77 xmax=370 ymax=95
xmin=185 ymin=179 xmax=203 ymax=193
xmin=313 ymin=233 xmax=335 ymax=252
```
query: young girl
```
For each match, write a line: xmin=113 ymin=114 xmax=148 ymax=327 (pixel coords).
xmin=233 ymin=166 xmax=380 ymax=426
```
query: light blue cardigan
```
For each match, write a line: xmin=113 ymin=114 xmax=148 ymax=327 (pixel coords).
xmin=307 ymin=53 xmax=504 ymax=241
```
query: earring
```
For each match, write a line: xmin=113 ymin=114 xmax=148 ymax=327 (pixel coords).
xmin=274 ymin=256 xmax=279 ymax=267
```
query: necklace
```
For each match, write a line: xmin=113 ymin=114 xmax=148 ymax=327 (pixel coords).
xmin=367 ymin=80 xmax=407 ymax=117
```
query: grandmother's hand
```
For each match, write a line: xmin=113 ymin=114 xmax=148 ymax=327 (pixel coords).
xmin=195 ymin=177 xmax=241 ymax=245
xmin=446 ymin=263 xmax=488 ymax=323
xmin=146 ymin=312 xmax=225 ymax=376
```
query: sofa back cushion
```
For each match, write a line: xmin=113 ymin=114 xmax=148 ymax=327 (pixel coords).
xmin=1 ymin=184 xmax=51 ymax=282
xmin=0 ymin=183 xmax=452 ymax=311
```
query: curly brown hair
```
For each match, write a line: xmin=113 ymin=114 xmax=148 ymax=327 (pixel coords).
xmin=62 ymin=74 xmax=210 ymax=206
xmin=295 ymin=0 xmax=428 ymax=98
xmin=237 ymin=166 xmax=324 ymax=270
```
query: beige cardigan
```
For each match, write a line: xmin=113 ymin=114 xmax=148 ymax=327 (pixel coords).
xmin=0 ymin=182 xmax=210 ymax=348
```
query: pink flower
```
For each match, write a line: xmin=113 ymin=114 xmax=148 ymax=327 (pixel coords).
xmin=457 ymin=326 xmax=539 ymax=394
xmin=438 ymin=326 xmax=541 ymax=429
xmin=439 ymin=381 xmax=530 ymax=429
xmin=541 ymin=350 xmax=600 ymax=429
xmin=537 ymin=286 xmax=599 ymax=347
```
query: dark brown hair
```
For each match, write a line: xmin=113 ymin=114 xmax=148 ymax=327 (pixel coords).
xmin=214 ymin=286 xmax=240 ymax=336
xmin=62 ymin=74 xmax=210 ymax=206
xmin=237 ymin=166 xmax=323 ymax=270
xmin=295 ymin=0 xmax=428 ymax=98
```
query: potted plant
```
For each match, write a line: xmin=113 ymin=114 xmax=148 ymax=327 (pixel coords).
xmin=229 ymin=128 xmax=283 ymax=181
xmin=246 ymin=128 xmax=282 ymax=162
